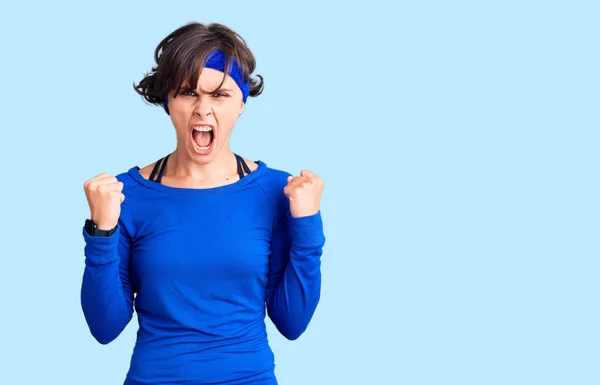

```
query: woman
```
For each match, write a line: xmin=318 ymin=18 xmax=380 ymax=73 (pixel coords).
xmin=81 ymin=22 xmax=325 ymax=385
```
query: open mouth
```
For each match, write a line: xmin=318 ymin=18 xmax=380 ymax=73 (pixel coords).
xmin=191 ymin=125 xmax=215 ymax=154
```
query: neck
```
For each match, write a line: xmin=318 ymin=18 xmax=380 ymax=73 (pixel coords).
xmin=169 ymin=145 xmax=237 ymax=182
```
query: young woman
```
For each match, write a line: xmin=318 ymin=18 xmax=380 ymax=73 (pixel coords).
xmin=81 ymin=22 xmax=325 ymax=385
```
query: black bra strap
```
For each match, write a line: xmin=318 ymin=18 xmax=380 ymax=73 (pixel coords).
xmin=240 ymin=156 xmax=251 ymax=175
xmin=234 ymin=153 xmax=252 ymax=179
xmin=156 ymin=153 xmax=170 ymax=184
xmin=150 ymin=153 xmax=250 ymax=185
xmin=234 ymin=154 xmax=244 ymax=179
xmin=149 ymin=157 xmax=163 ymax=181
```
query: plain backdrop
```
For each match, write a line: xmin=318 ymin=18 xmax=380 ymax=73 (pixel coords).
xmin=0 ymin=1 xmax=598 ymax=384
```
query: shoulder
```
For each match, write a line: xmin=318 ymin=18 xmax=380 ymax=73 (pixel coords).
xmin=115 ymin=156 xmax=160 ymax=190
xmin=137 ymin=162 xmax=157 ymax=181
xmin=256 ymin=163 xmax=291 ymax=192
xmin=254 ymin=162 xmax=292 ymax=209
xmin=115 ymin=168 xmax=137 ymax=187
xmin=113 ymin=166 xmax=147 ymax=200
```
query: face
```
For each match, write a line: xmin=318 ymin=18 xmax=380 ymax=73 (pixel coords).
xmin=166 ymin=68 xmax=245 ymax=165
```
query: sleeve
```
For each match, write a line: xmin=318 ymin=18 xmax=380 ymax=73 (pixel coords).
xmin=265 ymin=208 xmax=326 ymax=340
xmin=80 ymin=222 xmax=134 ymax=344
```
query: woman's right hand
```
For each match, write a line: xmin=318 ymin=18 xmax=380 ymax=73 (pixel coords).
xmin=83 ymin=172 xmax=125 ymax=230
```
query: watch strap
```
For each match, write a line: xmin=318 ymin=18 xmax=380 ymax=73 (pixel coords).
xmin=85 ymin=219 xmax=117 ymax=237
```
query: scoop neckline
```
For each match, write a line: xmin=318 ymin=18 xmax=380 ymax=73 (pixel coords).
xmin=127 ymin=160 xmax=267 ymax=197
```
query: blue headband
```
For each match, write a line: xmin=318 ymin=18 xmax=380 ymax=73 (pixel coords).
xmin=205 ymin=50 xmax=250 ymax=102
xmin=164 ymin=49 xmax=250 ymax=106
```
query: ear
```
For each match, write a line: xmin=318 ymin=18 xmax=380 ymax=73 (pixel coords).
xmin=239 ymin=101 xmax=245 ymax=116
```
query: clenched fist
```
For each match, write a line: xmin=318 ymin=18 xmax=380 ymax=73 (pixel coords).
xmin=83 ymin=172 xmax=125 ymax=230
xmin=284 ymin=170 xmax=324 ymax=218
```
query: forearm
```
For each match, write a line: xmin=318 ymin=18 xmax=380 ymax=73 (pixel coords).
xmin=267 ymin=245 xmax=322 ymax=339
xmin=80 ymin=228 xmax=133 ymax=344
xmin=267 ymin=212 xmax=325 ymax=340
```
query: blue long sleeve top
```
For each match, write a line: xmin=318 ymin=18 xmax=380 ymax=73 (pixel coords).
xmin=80 ymin=160 xmax=325 ymax=385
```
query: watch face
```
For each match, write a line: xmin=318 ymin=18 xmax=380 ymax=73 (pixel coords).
xmin=85 ymin=219 xmax=96 ymax=235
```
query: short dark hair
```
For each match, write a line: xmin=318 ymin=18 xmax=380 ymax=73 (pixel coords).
xmin=133 ymin=22 xmax=264 ymax=115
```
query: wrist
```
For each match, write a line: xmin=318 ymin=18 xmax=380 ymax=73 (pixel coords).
xmin=290 ymin=211 xmax=325 ymax=245
xmin=96 ymin=223 xmax=116 ymax=231
xmin=85 ymin=219 xmax=117 ymax=237
xmin=91 ymin=218 xmax=116 ymax=231
xmin=291 ymin=207 xmax=319 ymax=218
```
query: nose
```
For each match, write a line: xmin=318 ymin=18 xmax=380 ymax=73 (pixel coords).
xmin=193 ymin=96 xmax=212 ymax=117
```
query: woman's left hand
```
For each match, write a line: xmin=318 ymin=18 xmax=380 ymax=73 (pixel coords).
xmin=284 ymin=170 xmax=324 ymax=218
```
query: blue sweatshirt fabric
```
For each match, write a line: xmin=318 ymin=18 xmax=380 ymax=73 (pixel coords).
xmin=80 ymin=160 xmax=325 ymax=385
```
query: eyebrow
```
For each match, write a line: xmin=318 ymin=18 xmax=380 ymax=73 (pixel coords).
xmin=183 ymin=87 xmax=234 ymax=93
xmin=209 ymin=88 xmax=234 ymax=93
xmin=179 ymin=86 xmax=236 ymax=94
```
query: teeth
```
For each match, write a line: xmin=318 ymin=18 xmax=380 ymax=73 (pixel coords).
xmin=192 ymin=126 xmax=212 ymax=132
xmin=193 ymin=142 xmax=210 ymax=151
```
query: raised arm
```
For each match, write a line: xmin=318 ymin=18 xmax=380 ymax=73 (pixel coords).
xmin=265 ymin=169 xmax=326 ymax=340
xmin=80 ymin=172 xmax=133 ymax=344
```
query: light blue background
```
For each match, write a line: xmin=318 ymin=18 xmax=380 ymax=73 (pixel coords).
xmin=1 ymin=1 xmax=598 ymax=384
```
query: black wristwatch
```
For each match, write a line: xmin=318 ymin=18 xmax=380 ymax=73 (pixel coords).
xmin=85 ymin=219 xmax=117 ymax=237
